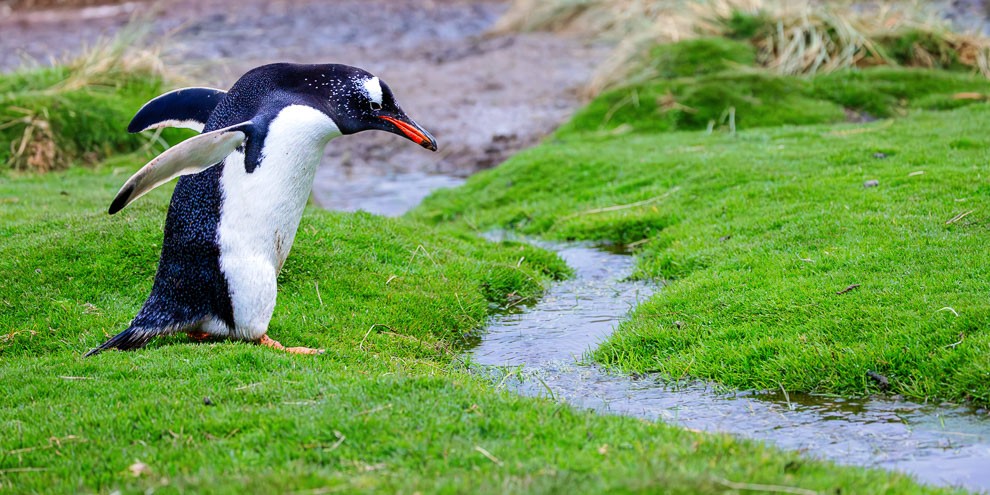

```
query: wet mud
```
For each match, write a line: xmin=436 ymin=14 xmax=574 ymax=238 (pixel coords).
xmin=1 ymin=0 xmax=607 ymax=215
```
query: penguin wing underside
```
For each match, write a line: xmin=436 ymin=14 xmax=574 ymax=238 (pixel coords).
xmin=128 ymin=87 xmax=228 ymax=133
xmin=109 ymin=122 xmax=252 ymax=214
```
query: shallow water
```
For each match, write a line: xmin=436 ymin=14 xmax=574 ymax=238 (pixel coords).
xmin=468 ymin=240 xmax=990 ymax=493
xmin=313 ymin=172 xmax=464 ymax=217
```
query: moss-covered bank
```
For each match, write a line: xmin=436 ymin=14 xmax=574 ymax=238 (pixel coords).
xmin=414 ymin=40 xmax=990 ymax=406
xmin=0 ymin=158 xmax=952 ymax=493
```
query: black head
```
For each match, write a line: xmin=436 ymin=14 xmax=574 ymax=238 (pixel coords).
xmin=262 ymin=63 xmax=437 ymax=151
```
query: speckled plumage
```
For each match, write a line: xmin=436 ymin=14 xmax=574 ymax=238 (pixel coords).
xmin=87 ymin=63 xmax=437 ymax=356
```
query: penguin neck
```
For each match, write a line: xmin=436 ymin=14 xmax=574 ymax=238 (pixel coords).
xmin=265 ymin=104 xmax=342 ymax=150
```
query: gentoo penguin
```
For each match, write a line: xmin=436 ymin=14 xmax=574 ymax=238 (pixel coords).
xmin=85 ymin=63 xmax=436 ymax=356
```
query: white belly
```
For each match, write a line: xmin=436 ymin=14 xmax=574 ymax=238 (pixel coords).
xmin=218 ymin=149 xmax=317 ymax=268
xmin=215 ymin=105 xmax=341 ymax=339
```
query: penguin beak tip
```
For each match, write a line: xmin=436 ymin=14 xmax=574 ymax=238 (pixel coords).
xmin=380 ymin=115 xmax=437 ymax=152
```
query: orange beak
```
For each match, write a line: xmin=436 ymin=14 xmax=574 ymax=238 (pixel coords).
xmin=379 ymin=115 xmax=438 ymax=151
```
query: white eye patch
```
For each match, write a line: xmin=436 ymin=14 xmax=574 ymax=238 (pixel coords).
xmin=363 ymin=77 xmax=383 ymax=106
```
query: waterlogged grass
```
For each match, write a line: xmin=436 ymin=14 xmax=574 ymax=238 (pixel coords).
xmin=415 ymin=93 xmax=990 ymax=406
xmin=0 ymin=159 xmax=949 ymax=493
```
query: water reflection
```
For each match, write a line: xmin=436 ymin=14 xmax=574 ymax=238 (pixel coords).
xmin=468 ymin=239 xmax=990 ymax=492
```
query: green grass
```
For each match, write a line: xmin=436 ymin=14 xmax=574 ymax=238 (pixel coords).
xmin=0 ymin=156 xmax=951 ymax=493
xmin=561 ymin=40 xmax=990 ymax=136
xmin=414 ymin=71 xmax=990 ymax=405
xmin=645 ymin=38 xmax=757 ymax=80
xmin=0 ymin=56 xmax=191 ymax=172
xmin=1 ymin=36 xmax=983 ymax=492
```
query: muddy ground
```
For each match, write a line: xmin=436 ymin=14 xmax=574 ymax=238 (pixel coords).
xmin=10 ymin=1 xmax=990 ymax=214
xmin=1 ymin=0 xmax=608 ymax=214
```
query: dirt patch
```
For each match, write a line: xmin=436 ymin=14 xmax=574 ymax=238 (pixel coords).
xmin=1 ymin=0 xmax=608 ymax=214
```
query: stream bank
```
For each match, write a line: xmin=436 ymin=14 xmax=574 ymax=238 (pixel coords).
xmin=5 ymin=1 xmax=990 ymax=491
xmin=471 ymin=240 xmax=990 ymax=493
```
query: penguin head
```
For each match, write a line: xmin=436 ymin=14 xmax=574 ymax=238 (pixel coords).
xmin=108 ymin=63 xmax=439 ymax=215
xmin=279 ymin=64 xmax=437 ymax=151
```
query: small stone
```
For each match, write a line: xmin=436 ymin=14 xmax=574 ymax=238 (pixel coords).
xmin=873 ymin=152 xmax=887 ymax=159
xmin=866 ymin=370 xmax=890 ymax=391
xmin=863 ymin=179 xmax=879 ymax=188
xmin=674 ymin=320 xmax=684 ymax=329
xmin=128 ymin=460 xmax=150 ymax=477
xmin=203 ymin=397 xmax=214 ymax=406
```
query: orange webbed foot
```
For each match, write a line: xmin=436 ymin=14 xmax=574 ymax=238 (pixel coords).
xmin=257 ymin=334 xmax=324 ymax=355
xmin=187 ymin=331 xmax=212 ymax=342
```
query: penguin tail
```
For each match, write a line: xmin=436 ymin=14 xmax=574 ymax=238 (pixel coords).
xmin=84 ymin=326 xmax=155 ymax=357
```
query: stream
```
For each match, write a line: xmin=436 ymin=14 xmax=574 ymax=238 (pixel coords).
xmin=6 ymin=0 xmax=990 ymax=491
xmin=468 ymin=239 xmax=990 ymax=493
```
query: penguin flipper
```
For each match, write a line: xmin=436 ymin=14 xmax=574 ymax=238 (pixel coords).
xmin=109 ymin=121 xmax=252 ymax=214
xmin=128 ymin=87 xmax=227 ymax=133
xmin=84 ymin=326 xmax=155 ymax=357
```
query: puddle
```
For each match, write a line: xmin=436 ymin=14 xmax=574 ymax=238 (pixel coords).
xmin=312 ymin=172 xmax=464 ymax=217
xmin=468 ymin=240 xmax=990 ymax=493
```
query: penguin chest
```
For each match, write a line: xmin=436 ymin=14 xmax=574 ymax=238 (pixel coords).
xmin=216 ymin=105 xmax=341 ymax=272
xmin=217 ymin=150 xmax=316 ymax=270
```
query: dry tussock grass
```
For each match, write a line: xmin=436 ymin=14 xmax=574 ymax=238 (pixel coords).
xmin=45 ymin=23 xmax=168 ymax=93
xmin=2 ymin=20 xmax=172 ymax=172
xmin=496 ymin=0 xmax=990 ymax=96
xmin=0 ymin=107 xmax=60 ymax=172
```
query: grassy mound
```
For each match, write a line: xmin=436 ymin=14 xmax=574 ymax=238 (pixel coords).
xmin=0 ymin=161 xmax=948 ymax=493
xmin=414 ymin=37 xmax=990 ymax=405
xmin=560 ymin=40 xmax=990 ymax=135
xmin=0 ymin=38 xmax=190 ymax=172
xmin=0 ymin=157 xmax=565 ymax=358
xmin=496 ymin=0 xmax=990 ymax=96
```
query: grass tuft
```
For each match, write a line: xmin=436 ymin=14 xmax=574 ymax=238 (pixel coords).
xmin=555 ymin=42 xmax=990 ymax=136
xmin=0 ymin=22 xmax=184 ymax=172
xmin=496 ymin=0 xmax=990 ymax=96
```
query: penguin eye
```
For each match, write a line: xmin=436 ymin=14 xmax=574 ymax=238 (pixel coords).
xmin=369 ymin=101 xmax=382 ymax=111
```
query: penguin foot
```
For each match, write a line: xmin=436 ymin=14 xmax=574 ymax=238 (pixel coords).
xmin=187 ymin=331 xmax=212 ymax=342
xmin=257 ymin=334 xmax=324 ymax=355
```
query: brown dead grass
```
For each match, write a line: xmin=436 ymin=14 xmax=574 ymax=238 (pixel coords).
xmin=495 ymin=0 xmax=990 ymax=96
xmin=1 ymin=20 xmax=173 ymax=172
